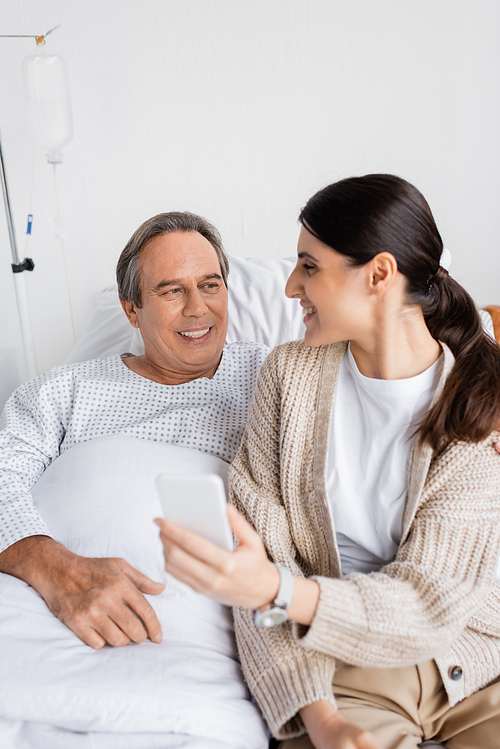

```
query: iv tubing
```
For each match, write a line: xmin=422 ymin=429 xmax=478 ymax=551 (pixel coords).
xmin=52 ymin=165 xmax=77 ymax=345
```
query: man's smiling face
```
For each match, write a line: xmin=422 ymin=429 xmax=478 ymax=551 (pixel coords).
xmin=123 ymin=230 xmax=229 ymax=382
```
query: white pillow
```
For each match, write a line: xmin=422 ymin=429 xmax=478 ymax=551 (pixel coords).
xmin=226 ymin=255 xmax=304 ymax=347
xmin=32 ymin=435 xmax=230 ymax=585
xmin=66 ymin=254 xmax=304 ymax=364
xmin=0 ymin=436 xmax=269 ymax=746
xmin=65 ymin=254 xmax=495 ymax=366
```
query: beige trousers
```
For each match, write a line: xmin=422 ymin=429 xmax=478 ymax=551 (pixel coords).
xmin=279 ymin=660 xmax=500 ymax=749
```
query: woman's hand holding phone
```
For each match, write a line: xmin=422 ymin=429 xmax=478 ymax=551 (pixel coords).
xmin=155 ymin=505 xmax=281 ymax=609
xmin=156 ymin=505 xmax=321 ymax=623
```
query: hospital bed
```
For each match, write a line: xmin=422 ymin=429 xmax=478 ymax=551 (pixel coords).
xmin=0 ymin=255 xmax=304 ymax=749
xmin=0 ymin=253 xmax=496 ymax=749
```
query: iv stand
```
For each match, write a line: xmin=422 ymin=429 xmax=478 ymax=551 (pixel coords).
xmin=0 ymin=132 xmax=38 ymax=380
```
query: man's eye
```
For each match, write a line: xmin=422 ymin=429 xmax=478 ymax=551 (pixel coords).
xmin=203 ymin=283 xmax=220 ymax=291
xmin=163 ymin=288 xmax=181 ymax=295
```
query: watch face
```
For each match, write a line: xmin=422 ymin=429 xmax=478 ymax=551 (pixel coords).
xmin=254 ymin=607 xmax=288 ymax=628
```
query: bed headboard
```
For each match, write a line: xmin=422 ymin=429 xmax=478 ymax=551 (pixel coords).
xmin=484 ymin=306 xmax=500 ymax=343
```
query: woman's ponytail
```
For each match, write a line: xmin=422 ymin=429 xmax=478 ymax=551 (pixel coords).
xmin=419 ymin=272 xmax=500 ymax=449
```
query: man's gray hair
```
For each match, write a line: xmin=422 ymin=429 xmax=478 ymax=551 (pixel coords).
xmin=116 ymin=211 xmax=229 ymax=307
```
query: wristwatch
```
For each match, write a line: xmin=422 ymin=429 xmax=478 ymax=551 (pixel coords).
xmin=254 ymin=565 xmax=294 ymax=627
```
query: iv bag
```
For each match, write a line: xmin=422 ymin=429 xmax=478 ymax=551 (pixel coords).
xmin=22 ymin=51 xmax=73 ymax=164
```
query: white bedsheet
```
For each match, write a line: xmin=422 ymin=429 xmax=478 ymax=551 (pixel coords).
xmin=0 ymin=436 xmax=269 ymax=749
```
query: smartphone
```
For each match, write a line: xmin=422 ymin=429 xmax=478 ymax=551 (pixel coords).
xmin=156 ymin=473 xmax=234 ymax=551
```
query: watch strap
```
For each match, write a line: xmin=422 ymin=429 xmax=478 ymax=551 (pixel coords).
xmin=274 ymin=565 xmax=294 ymax=609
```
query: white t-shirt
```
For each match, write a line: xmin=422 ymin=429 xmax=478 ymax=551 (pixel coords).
xmin=327 ymin=345 xmax=442 ymax=575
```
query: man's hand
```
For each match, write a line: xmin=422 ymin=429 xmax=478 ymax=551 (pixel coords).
xmin=0 ymin=536 xmax=165 ymax=648
xmin=300 ymin=701 xmax=382 ymax=749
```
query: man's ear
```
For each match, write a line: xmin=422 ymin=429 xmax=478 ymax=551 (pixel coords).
xmin=368 ymin=252 xmax=398 ymax=293
xmin=119 ymin=297 xmax=140 ymax=329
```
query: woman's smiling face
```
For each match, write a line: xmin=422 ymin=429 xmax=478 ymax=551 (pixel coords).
xmin=285 ymin=226 xmax=367 ymax=347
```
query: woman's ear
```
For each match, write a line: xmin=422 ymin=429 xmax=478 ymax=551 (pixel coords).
xmin=119 ymin=297 xmax=140 ymax=329
xmin=368 ymin=252 xmax=398 ymax=293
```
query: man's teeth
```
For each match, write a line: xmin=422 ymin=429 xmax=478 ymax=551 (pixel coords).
xmin=303 ymin=307 xmax=316 ymax=316
xmin=179 ymin=328 xmax=210 ymax=338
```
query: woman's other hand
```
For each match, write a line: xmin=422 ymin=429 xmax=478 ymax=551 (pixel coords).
xmin=300 ymin=701 xmax=383 ymax=749
xmin=155 ymin=505 xmax=280 ymax=609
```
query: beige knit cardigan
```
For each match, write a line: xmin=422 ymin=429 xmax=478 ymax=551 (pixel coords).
xmin=228 ymin=340 xmax=500 ymax=740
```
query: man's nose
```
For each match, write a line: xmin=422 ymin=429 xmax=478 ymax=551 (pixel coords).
xmin=183 ymin=289 xmax=207 ymax=317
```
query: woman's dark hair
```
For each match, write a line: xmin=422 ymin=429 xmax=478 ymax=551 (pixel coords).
xmin=299 ymin=174 xmax=500 ymax=449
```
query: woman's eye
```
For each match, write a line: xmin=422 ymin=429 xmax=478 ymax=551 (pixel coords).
xmin=302 ymin=263 xmax=315 ymax=272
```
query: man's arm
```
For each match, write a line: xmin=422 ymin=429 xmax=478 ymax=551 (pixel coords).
xmin=0 ymin=372 xmax=164 ymax=648
xmin=0 ymin=535 xmax=164 ymax=648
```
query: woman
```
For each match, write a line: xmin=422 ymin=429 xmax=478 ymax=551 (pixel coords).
xmin=157 ymin=175 xmax=500 ymax=749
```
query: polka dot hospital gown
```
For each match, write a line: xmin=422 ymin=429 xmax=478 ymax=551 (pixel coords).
xmin=0 ymin=342 xmax=270 ymax=552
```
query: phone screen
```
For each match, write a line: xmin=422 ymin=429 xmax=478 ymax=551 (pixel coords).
xmin=156 ymin=473 xmax=234 ymax=551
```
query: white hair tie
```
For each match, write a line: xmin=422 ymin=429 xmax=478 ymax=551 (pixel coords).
xmin=440 ymin=247 xmax=452 ymax=272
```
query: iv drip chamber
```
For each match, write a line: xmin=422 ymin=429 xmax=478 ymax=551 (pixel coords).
xmin=22 ymin=51 xmax=73 ymax=164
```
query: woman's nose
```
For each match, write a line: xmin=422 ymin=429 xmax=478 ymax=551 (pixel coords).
xmin=285 ymin=265 xmax=302 ymax=299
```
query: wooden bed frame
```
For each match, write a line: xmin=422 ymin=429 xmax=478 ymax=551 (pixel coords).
xmin=484 ymin=306 xmax=500 ymax=343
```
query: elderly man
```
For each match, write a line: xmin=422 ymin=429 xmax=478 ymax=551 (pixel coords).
xmin=0 ymin=211 xmax=269 ymax=651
